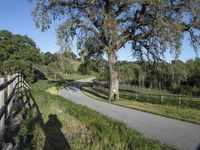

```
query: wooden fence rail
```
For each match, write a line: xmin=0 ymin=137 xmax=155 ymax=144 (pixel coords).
xmin=0 ymin=73 xmax=32 ymax=148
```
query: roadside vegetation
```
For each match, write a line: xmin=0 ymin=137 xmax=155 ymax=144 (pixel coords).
xmin=1 ymin=0 xmax=200 ymax=149
xmin=16 ymin=80 xmax=175 ymax=150
xmin=82 ymin=86 xmax=200 ymax=124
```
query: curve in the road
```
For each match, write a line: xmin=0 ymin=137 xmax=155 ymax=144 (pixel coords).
xmin=59 ymin=85 xmax=200 ymax=150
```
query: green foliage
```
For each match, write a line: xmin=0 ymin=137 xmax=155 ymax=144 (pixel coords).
xmin=83 ymin=86 xmax=200 ymax=124
xmin=31 ymin=0 xmax=199 ymax=59
xmin=118 ymin=63 xmax=141 ymax=84
xmin=14 ymin=109 xmax=44 ymax=150
xmin=95 ymin=59 xmax=200 ymax=96
xmin=42 ymin=51 xmax=78 ymax=79
xmin=91 ymin=86 xmax=200 ymax=110
xmin=30 ymin=0 xmax=200 ymax=99
xmin=0 ymin=30 xmax=42 ymax=82
xmin=43 ymin=52 xmax=58 ymax=65
xmin=183 ymin=58 xmax=200 ymax=95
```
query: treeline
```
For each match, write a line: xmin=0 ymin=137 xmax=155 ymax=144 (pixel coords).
xmin=39 ymin=51 xmax=79 ymax=79
xmin=0 ymin=30 xmax=79 ymax=82
xmin=80 ymin=59 xmax=200 ymax=96
xmin=1 ymin=30 xmax=199 ymax=96
xmin=0 ymin=30 xmax=42 ymax=81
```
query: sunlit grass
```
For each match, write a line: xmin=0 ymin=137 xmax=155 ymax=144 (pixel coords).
xmin=46 ymin=86 xmax=60 ymax=95
xmin=83 ymin=87 xmax=200 ymax=124
xmin=26 ymin=80 xmax=175 ymax=149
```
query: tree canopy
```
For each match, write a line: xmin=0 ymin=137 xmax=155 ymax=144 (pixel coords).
xmin=30 ymin=0 xmax=200 ymax=100
xmin=0 ymin=30 xmax=42 ymax=81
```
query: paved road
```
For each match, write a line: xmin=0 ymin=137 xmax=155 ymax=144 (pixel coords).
xmin=59 ymin=83 xmax=200 ymax=150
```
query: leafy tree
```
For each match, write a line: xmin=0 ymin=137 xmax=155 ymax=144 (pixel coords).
xmin=58 ymin=52 xmax=75 ymax=74
xmin=78 ymin=37 xmax=105 ymax=74
xmin=118 ymin=64 xmax=137 ymax=84
xmin=48 ymin=61 xmax=62 ymax=79
xmin=184 ymin=58 xmax=200 ymax=95
xmin=0 ymin=30 xmax=42 ymax=82
xmin=43 ymin=52 xmax=58 ymax=65
xmin=170 ymin=60 xmax=187 ymax=89
xmin=30 ymin=0 xmax=200 ymax=100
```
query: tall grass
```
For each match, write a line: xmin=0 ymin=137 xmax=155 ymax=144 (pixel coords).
xmin=30 ymin=89 xmax=174 ymax=150
xmin=25 ymin=80 xmax=175 ymax=149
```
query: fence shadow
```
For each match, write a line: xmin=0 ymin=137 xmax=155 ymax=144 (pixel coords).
xmin=43 ymin=114 xmax=71 ymax=150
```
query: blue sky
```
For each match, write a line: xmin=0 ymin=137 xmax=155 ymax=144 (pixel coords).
xmin=0 ymin=1 xmax=198 ymax=62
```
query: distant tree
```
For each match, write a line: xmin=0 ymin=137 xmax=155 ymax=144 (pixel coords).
xmin=184 ymin=58 xmax=200 ymax=95
xmin=30 ymin=0 xmax=200 ymax=100
xmin=170 ymin=60 xmax=187 ymax=89
xmin=119 ymin=64 xmax=137 ymax=84
xmin=48 ymin=61 xmax=62 ymax=79
xmin=43 ymin=52 xmax=58 ymax=65
xmin=58 ymin=52 xmax=75 ymax=74
xmin=186 ymin=58 xmax=200 ymax=87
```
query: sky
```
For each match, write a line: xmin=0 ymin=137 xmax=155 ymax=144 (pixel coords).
xmin=0 ymin=1 xmax=198 ymax=62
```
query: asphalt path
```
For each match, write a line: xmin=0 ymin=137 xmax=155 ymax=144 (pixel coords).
xmin=59 ymin=79 xmax=200 ymax=150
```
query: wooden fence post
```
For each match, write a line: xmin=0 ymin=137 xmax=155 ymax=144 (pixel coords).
xmin=17 ymin=73 xmax=20 ymax=89
xmin=7 ymin=75 xmax=13 ymax=117
xmin=21 ymin=75 xmax=24 ymax=91
xmin=0 ymin=78 xmax=5 ymax=128
xmin=161 ymin=95 xmax=164 ymax=103
xmin=12 ymin=74 xmax=16 ymax=88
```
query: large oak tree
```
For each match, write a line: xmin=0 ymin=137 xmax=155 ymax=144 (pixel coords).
xmin=30 ymin=0 xmax=200 ymax=100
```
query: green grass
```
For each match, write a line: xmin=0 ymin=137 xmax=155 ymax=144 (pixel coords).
xmin=91 ymin=86 xmax=200 ymax=109
xmin=120 ymin=84 xmax=172 ymax=95
xmin=27 ymin=80 xmax=175 ymax=150
xmin=82 ymin=87 xmax=200 ymax=124
xmin=63 ymin=73 xmax=94 ymax=81
xmin=31 ymin=79 xmax=69 ymax=90
xmin=46 ymin=86 xmax=60 ymax=95
xmin=14 ymin=109 xmax=45 ymax=150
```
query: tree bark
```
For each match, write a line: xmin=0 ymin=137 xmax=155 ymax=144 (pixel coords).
xmin=108 ymin=50 xmax=119 ymax=101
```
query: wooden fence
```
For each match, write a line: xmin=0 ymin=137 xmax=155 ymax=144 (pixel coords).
xmin=92 ymin=80 xmax=200 ymax=109
xmin=0 ymin=73 xmax=34 ymax=148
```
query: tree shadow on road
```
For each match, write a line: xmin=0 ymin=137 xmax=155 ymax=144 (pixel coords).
xmin=43 ymin=114 xmax=71 ymax=150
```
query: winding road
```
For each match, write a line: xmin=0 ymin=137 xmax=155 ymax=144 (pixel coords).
xmin=59 ymin=78 xmax=200 ymax=150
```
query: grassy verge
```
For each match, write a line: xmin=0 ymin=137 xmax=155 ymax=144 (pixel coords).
xmin=82 ymin=87 xmax=200 ymax=125
xmin=90 ymin=86 xmax=200 ymax=109
xmin=63 ymin=73 xmax=94 ymax=81
xmin=13 ymin=108 xmax=45 ymax=150
xmin=26 ymin=80 xmax=175 ymax=149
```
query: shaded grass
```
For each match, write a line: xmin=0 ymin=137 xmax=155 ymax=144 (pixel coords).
xmin=29 ymin=80 xmax=175 ymax=150
xmin=14 ymin=109 xmax=45 ymax=150
xmin=82 ymin=87 xmax=200 ymax=125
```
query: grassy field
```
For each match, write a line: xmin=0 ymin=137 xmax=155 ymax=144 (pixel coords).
xmin=19 ymin=80 xmax=175 ymax=150
xmin=82 ymin=87 xmax=200 ymax=124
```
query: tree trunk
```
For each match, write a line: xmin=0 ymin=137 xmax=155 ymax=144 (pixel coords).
xmin=108 ymin=50 xmax=119 ymax=101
